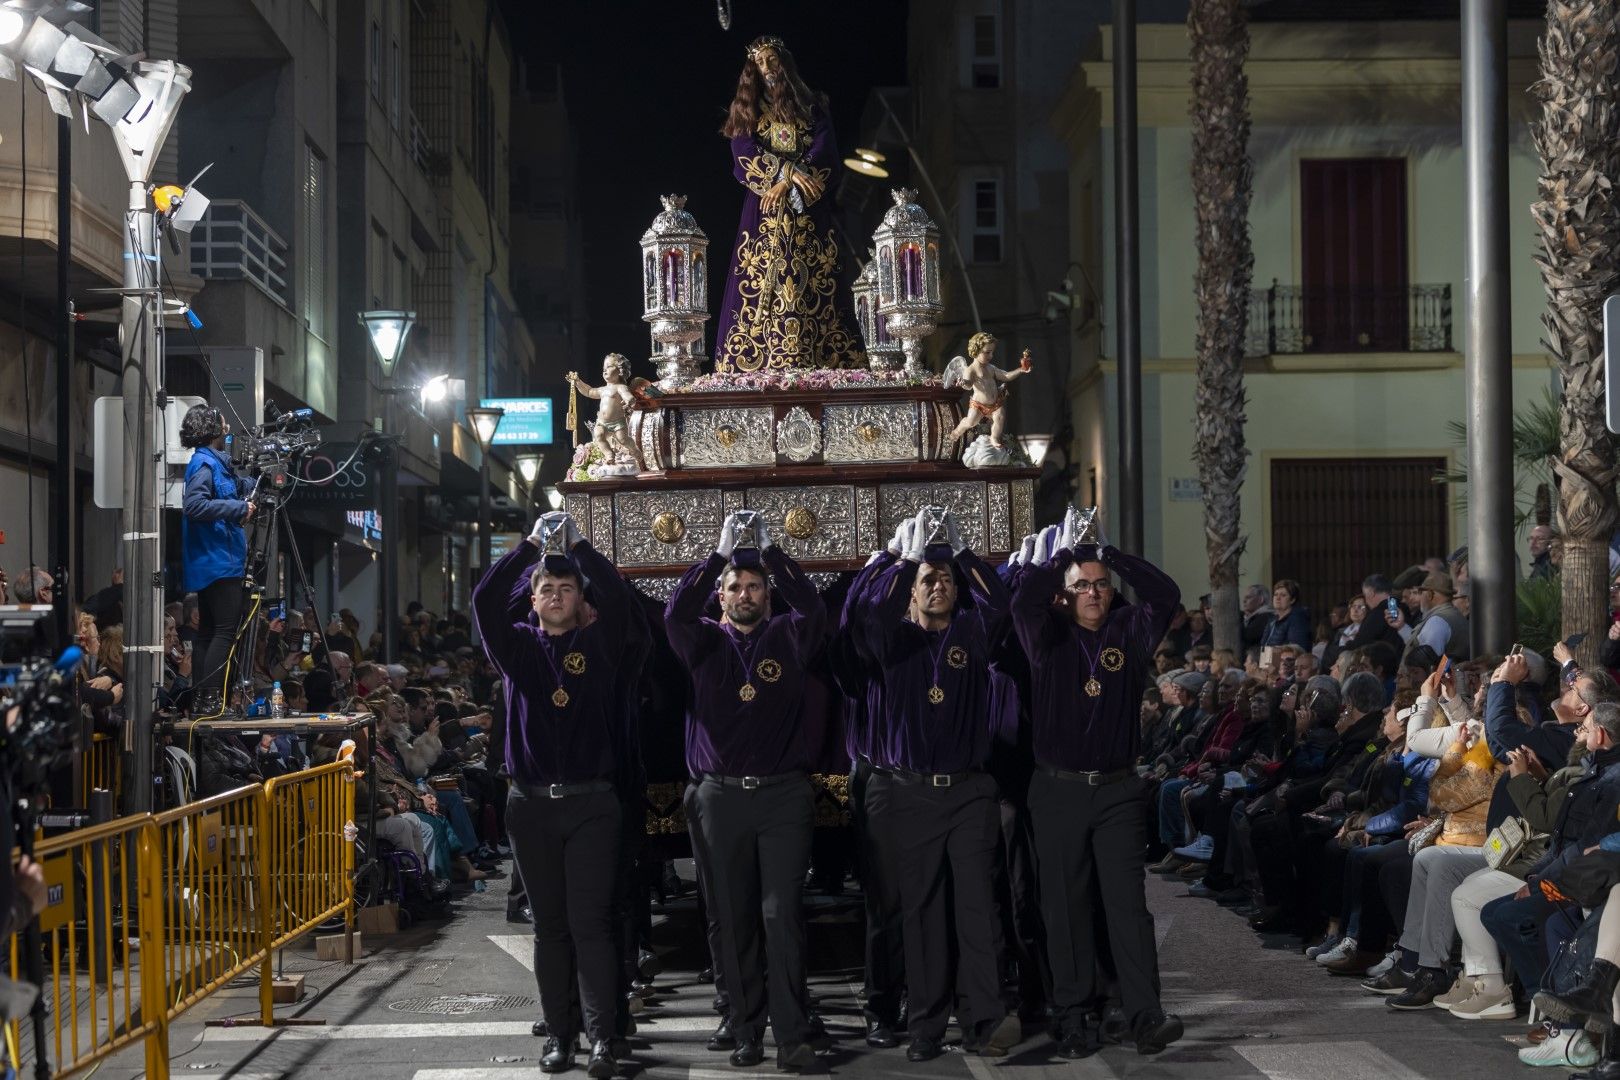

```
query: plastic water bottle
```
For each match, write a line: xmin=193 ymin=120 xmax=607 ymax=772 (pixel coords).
xmin=270 ymin=681 xmax=286 ymax=719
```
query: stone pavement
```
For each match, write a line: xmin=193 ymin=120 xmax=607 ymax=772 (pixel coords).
xmin=91 ymin=860 xmax=1561 ymax=1079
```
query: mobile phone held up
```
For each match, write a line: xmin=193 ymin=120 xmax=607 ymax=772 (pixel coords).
xmin=1386 ymin=597 xmax=1400 ymax=621
xmin=1565 ymin=632 xmax=1588 ymax=649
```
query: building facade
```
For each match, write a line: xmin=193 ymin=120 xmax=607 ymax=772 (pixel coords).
xmin=1053 ymin=15 xmax=1557 ymax=616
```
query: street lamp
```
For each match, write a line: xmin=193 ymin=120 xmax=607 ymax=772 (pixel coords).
xmin=544 ymin=486 xmax=564 ymax=511
xmin=359 ymin=309 xmax=415 ymax=379
xmin=1017 ymin=434 xmax=1052 ymax=468
xmin=516 ymin=453 xmax=543 ymax=487
xmin=361 ymin=310 xmax=416 ymax=663
xmin=466 ymin=406 xmax=505 ymax=594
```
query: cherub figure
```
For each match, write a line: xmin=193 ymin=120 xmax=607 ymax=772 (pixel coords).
xmin=944 ymin=332 xmax=1033 ymax=449
xmin=567 ymin=353 xmax=647 ymax=471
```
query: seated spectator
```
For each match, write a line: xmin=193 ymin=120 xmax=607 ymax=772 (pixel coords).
xmin=1259 ymin=579 xmax=1311 ymax=650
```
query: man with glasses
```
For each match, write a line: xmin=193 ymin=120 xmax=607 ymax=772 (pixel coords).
xmin=11 ymin=566 xmax=52 ymax=605
xmin=1011 ymin=509 xmax=1184 ymax=1058
xmin=1388 ymin=571 xmax=1471 ymax=665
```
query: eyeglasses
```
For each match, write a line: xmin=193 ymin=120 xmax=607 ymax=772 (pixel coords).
xmin=1065 ymin=579 xmax=1113 ymax=596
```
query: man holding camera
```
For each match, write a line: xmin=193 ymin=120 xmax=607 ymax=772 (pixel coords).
xmin=1012 ymin=508 xmax=1184 ymax=1058
xmin=852 ymin=507 xmax=1022 ymax=1062
xmin=664 ymin=511 xmax=825 ymax=1071
xmin=472 ymin=510 xmax=633 ymax=1079
xmin=179 ymin=404 xmax=255 ymax=718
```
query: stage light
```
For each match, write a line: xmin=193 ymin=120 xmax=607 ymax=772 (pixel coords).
xmin=843 ymin=156 xmax=889 ymax=179
xmin=420 ymin=374 xmax=451 ymax=405
xmin=0 ymin=11 xmax=27 ymax=45
xmin=855 ymin=147 xmax=887 ymax=164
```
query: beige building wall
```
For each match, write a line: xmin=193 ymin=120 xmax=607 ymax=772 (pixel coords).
xmin=1057 ymin=18 xmax=1558 ymax=597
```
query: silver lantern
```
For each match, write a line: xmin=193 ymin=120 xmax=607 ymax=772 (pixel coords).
xmin=872 ymin=188 xmax=943 ymax=377
xmin=641 ymin=195 xmax=710 ymax=388
xmin=853 ymin=247 xmax=904 ymax=371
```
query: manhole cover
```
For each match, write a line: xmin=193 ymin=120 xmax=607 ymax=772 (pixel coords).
xmin=387 ymin=994 xmax=536 ymax=1015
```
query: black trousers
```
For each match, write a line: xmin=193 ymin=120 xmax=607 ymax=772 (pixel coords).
xmin=506 ymin=787 xmax=622 ymax=1044
xmin=684 ymin=781 xmax=730 ymax=1014
xmin=997 ymin=795 xmax=1050 ymax=1012
xmin=613 ymin=794 xmax=645 ymax=1036
xmin=866 ymin=770 xmax=1005 ymax=1044
xmin=688 ymin=775 xmax=814 ymax=1047
xmin=851 ymin=757 xmax=906 ymax=1025
xmin=193 ymin=576 xmax=243 ymax=702
xmin=1028 ymin=770 xmax=1162 ymax=1034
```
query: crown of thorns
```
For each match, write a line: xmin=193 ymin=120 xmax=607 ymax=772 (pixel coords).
xmin=747 ymin=35 xmax=786 ymax=62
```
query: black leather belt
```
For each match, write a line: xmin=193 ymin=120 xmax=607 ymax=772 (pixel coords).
xmin=701 ymin=771 xmax=806 ymax=791
xmin=885 ymin=767 xmax=980 ymax=788
xmin=517 ymin=779 xmax=615 ymax=799
xmin=1041 ymin=766 xmax=1130 ymax=786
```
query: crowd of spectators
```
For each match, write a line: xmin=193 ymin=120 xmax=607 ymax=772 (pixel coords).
xmin=1142 ymin=539 xmax=1620 ymax=1074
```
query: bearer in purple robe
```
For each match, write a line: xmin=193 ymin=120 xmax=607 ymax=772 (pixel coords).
xmin=852 ymin=507 xmax=1022 ymax=1063
xmin=664 ymin=511 xmax=827 ymax=1071
xmin=714 ymin=35 xmax=863 ymax=372
xmin=1011 ymin=508 xmax=1185 ymax=1059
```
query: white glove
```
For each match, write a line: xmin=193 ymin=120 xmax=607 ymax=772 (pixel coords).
xmin=529 ymin=515 xmax=550 ymax=544
xmin=716 ymin=511 xmax=748 ymax=559
xmin=942 ymin=510 xmax=967 ymax=556
xmin=1031 ymin=524 xmax=1062 ymax=566
xmin=1092 ymin=511 xmax=1110 ymax=551
xmin=1059 ymin=505 xmax=1080 ymax=553
xmin=901 ymin=510 xmax=932 ymax=563
xmin=1012 ymin=533 xmax=1037 ymax=567
xmin=888 ymin=518 xmax=915 ymax=557
xmin=752 ymin=512 xmax=774 ymax=552
xmin=530 ymin=511 xmax=568 ymax=546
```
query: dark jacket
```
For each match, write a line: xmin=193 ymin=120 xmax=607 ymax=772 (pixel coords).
xmin=1484 ymin=680 xmax=1577 ymax=830
xmin=1289 ymin=711 xmax=1386 ymax=810
xmin=1360 ymin=750 xmax=1439 ymax=836
xmin=1528 ymin=745 xmax=1620 ymax=885
xmin=1259 ymin=607 xmax=1312 ymax=650
xmin=181 ymin=445 xmax=249 ymax=592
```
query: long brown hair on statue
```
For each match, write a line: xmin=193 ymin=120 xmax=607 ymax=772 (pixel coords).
xmin=720 ymin=37 xmax=826 ymax=138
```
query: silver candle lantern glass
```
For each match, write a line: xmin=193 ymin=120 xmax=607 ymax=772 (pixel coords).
xmin=872 ymin=188 xmax=943 ymax=377
xmin=641 ymin=195 xmax=710 ymax=388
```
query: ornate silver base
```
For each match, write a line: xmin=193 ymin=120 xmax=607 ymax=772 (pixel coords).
xmin=654 ymin=350 xmax=705 ymax=389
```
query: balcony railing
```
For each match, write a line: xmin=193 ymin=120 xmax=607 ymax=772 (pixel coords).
xmin=190 ymin=199 xmax=291 ymax=307
xmin=1244 ymin=281 xmax=1451 ymax=357
xmin=409 ymin=109 xmax=436 ymax=177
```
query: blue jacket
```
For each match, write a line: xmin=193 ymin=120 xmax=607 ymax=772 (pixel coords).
xmin=1259 ymin=606 xmax=1312 ymax=650
xmin=1365 ymin=750 xmax=1439 ymax=836
xmin=182 ymin=446 xmax=249 ymax=592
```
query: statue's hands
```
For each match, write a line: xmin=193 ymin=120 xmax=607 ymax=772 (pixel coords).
xmin=761 ymin=179 xmax=793 ymax=213
xmin=790 ymin=168 xmax=825 ymax=201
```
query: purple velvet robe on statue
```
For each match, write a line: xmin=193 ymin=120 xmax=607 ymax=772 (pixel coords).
xmin=714 ymin=107 xmax=864 ymax=372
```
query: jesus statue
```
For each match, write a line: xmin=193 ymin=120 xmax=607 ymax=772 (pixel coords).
xmin=714 ymin=35 xmax=864 ymax=373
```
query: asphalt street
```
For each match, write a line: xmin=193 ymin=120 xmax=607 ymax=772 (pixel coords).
xmin=89 ymin=860 xmax=1557 ymax=1079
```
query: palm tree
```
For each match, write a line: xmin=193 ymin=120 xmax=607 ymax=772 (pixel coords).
xmin=1532 ymin=1 xmax=1620 ymax=667
xmin=1188 ymin=0 xmax=1254 ymax=654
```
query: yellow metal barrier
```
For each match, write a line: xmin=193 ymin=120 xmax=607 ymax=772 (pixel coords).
xmin=4 ymin=762 xmax=358 ymax=1079
xmin=3 ymin=813 xmax=166 ymax=1080
xmin=151 ymin=784 xmax=270 ymax=1029
xmin=258 ymin=762 xmax=356 ymax=1023
xmin=79 ymin=733 xmax=123 ymax=807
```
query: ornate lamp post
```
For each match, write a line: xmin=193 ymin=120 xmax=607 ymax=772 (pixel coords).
xmin=641 ymin=195 xmax=710 ymax=387
xmin=360 ymin=310 xmax=415 ymax=662
xmin=466 ymin=406 xmax=505 ymax=598
xmin=872 ymin=188 xmax=943 ymax=376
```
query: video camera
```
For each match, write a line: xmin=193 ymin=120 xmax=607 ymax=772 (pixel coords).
xmin=234 ymin=404 xmax=324 ymax=510
xmin=0 ymin=644 xmax=83 ymax=806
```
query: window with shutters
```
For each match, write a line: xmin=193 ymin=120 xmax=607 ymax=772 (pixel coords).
xmin=969 ymin=12 xmax=1001 ymax=89
xmin=962 ymin=175 xmax=1003 ymax=264
xmin=303 ymin=144 xmax=327 ymax=340
xmin=1269 ymin=457 xmax=1449 ymax=623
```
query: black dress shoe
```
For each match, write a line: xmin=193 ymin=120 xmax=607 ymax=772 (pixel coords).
xmin=729 ymin=1039 xmax=764 ymax=1067
xmin=637 ymin=949 xmax=662 ymax=980
xmin=533 ymin=1019 xmax=549 ymax=1037
xmin=698 ymin=965 xmax=715 ymax=983
xmin=540 ymin=1035 xmax=577 ymax=1073
xmin=707 ymin=1017 xmax=737 ymax=1052
xmin=1574 ymin=1058 xmax=1620 ymax=1080
xmin=1247 ymin=908 xmax=1294 ymax=934
xmin=506 ymin=906 xmax=532 ymax=923
xmin=1132 ymin=1010 xmax=1183 ymax=1055
xmin=586 ymin=1039 xmax=617 ymax=1079
xmin=608 ymin=1037 xmax=631 ymax=1060
xmin=1057 ymin=1029 xmax=1098 ymax=1059
xmin=906 ymin=1037 xmax=943 ymax=1062
xmin=1387 ymin=966 xmax=1445 ymax=1010
xmin=776 ymin=1042 xmax=815 ymax=1071
xmin=864 ymin=1017 xmax=899 ymax=1048
xmin=1361 ymin=966 xmax=1413 ymax=995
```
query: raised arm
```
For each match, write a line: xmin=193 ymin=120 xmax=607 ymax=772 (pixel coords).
xmin=572 ymin=539 xmax=631 ymax=643
xmin=1095 ymin=544 xmax=1181 ymax=652
xmin=1011 ymin=547 xmax=1071 ymax=662
xmin=664 ymin=552 xmax=725 ymax=666
xmin=1483 ymin=679 xmax=1534 ymax=761
xmin=957 ymin=548 xmax=1011 ymax=642
xmin=472 ymin=537 xmax=541 ymax=677
xmin=763 ymin=544 xmax=827 ymax=662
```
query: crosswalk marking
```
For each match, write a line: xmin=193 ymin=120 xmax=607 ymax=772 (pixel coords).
xmin=1237 ymin=1040 xmax=1426 ymax=1080
xmin=487 ymin=933 xmax=533 ymax=972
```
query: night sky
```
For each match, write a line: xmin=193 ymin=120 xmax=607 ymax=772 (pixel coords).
xmin=502 ymin=0 xmax=911 ymax=367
